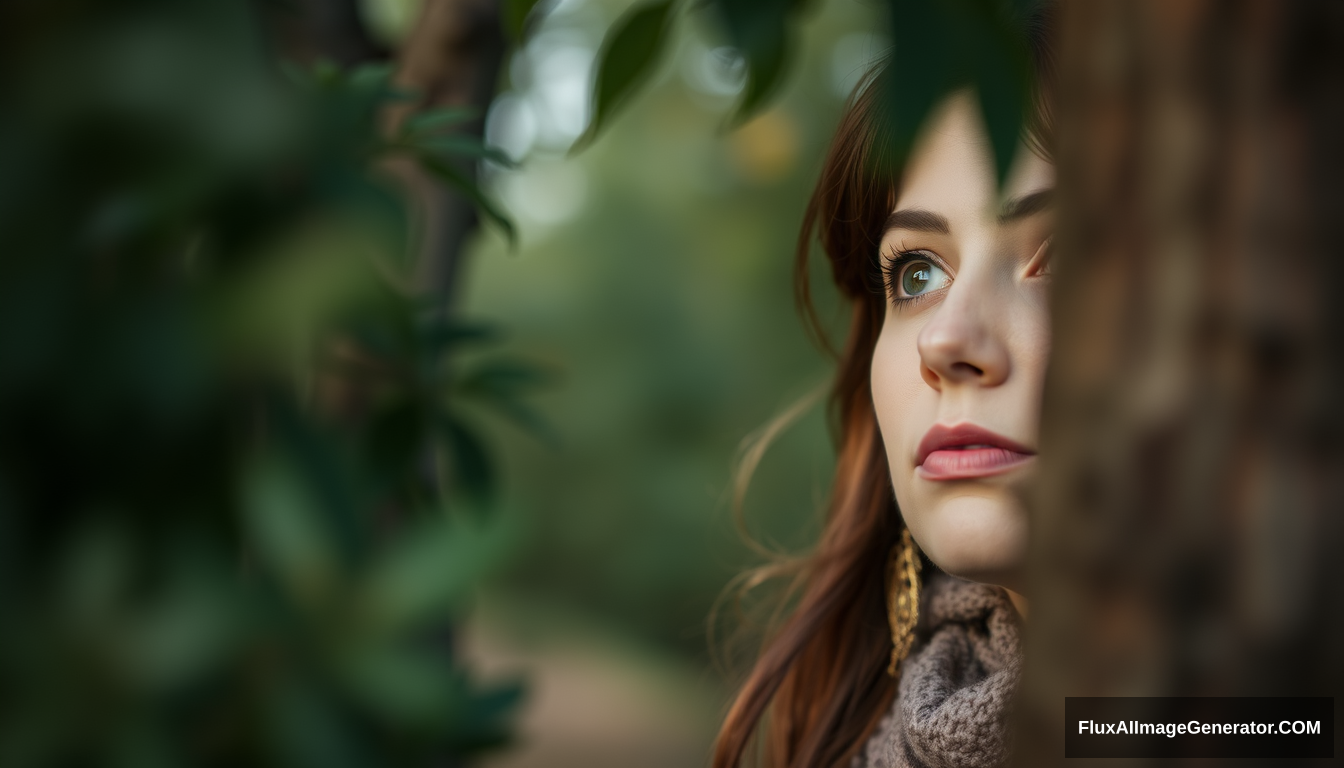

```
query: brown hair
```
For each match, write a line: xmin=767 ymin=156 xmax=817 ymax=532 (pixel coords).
xmin=712 ymin=12 xmax=1056 ymax=768
xmin=711 ymin=67 xmax=903 ymax=768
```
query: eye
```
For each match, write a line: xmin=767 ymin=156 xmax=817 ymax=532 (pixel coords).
xmin=897 ymin=258 xmax=950 ymax=297
xmin=878 ymin=248 xmax=954 ymax=305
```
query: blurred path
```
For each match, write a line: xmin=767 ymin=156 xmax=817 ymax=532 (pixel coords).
xmin=466 ymin=595 xmax=724 ymax=768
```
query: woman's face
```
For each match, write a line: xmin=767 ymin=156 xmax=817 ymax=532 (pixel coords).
xmin=871 ymin=92 xmax=1054 ymax=593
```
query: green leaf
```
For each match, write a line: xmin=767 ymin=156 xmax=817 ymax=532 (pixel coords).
xmin=475 ymin=391 xmax=559 ymax=447
xmin=457 ymin=357 xmax=557 ymax=393
xmin=503 ymin=0 xmax=546 ymax=41
xmin=242 ymin=456 xmax=339 ymax=608
xmin=572 ymin=0 xmax=678 ymax=152
xmin=419 ymin=155 xmax=517 ymax=246
xmin=714 ymin=0 xmax=806 ymax=125
xmin=349 ymin=63 xmax=395 ymax=94
xmin=357 ymin=513 xmax=512 ymax=632
xmin=401 ymin=107 xmax=482 ymax=139
xmin=966 ymin=1 xmax=1031 ymax=186
xmin=878 ymin=0 xmax=960 ymax=173
xmin=731 ymin=40 xmax=788 ymax=125
xmin=273 ymin=406 xmax=372 ymax=567
xmin=454 ymin=357 xmax=559 ymax=446
xmin=438 ymin=415 xmax=497 ymax=506
xmin=334 ymin=648 xmax=458 ymax=727
xmin=880 ymin=0 xmax=1032 ymax=187
xmin=120 ymin=553 xmax=241 ymax=692
xmin=267 ymin=681 xmax=369 ymax=768
xmin=367 ymin=398 xmax=428 ymax=480
xmin=422 ymin=317 xmax=501 ymax=357
xmin=441 ymin=678 xmax=527 ymax=751
xmin=414 ymin=135 xmax=518 ymax=169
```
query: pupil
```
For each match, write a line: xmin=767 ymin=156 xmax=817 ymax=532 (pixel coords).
xmin=904 ymin=263 xmax=930 ymax=294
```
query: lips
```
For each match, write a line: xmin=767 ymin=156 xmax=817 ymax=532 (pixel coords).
xmin=915 ymin=422 xmax=1036 ymax=481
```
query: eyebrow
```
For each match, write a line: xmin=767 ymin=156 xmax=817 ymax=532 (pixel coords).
xmin=883 ymin=209 xmax=950 ymax=235
xmin=998 ymin=189 xmax=1054 ymax=223
xmin=882 ymin=189 xmax=1054 ymax=237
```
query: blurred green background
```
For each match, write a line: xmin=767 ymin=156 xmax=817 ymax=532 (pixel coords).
xmin=442 ymin=0 xmax=886 ymax=762
xmin=0 ymin=0 xmax=888 ymax=763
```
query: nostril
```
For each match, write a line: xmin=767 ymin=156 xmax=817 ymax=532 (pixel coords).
xmin=952 ymin=362 xmax=984 ymax=377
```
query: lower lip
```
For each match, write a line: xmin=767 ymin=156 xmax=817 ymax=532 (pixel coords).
xmin=917 ymin=447 xmax=1035 ymax=480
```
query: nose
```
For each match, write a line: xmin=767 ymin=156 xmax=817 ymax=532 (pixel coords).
xmin=916 ymin=275 xmax=1011 ymax=390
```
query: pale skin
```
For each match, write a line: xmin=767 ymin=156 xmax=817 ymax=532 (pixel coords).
xmin=870 ymin=91 xmax=1054 ymax=612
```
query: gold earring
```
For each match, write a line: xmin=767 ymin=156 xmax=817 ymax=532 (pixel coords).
xmin=887 ymin=527 xmax=922 ymax=676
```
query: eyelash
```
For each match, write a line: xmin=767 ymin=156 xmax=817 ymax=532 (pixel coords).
xmin=880 ymin=248 xmax=951 ymax=308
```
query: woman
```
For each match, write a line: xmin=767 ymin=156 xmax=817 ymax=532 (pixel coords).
xmin=711 ymin=17 xmax=1056 ymax=768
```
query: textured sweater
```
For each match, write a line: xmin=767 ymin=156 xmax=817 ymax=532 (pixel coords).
xmin=851 ymin=574 xmax=1023 ymax=768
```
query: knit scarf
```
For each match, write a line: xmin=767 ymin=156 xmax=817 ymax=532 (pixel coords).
xmin=852 ymin=574 xmax=1023 ymax=768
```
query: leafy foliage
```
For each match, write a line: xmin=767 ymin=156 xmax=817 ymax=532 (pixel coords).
xmin=715 ymin=0 xmax=815 ymax=124
xmin=884 ymin=0 xmax=1033 ymax=184
xmin=503 ymin=0 xmax=549 ymax=41
xmin=0 ymin=1 xmax=543 ymax=765
xmin=582 ymin=0 xmax=1039 ymax=183
xmin=573 ymin=0 xmax=680 ymax=152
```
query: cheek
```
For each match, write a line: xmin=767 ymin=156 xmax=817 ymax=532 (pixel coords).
xmin=869 ymin=313 xmax=928 ymax=477
xmin=1009 ymin=291 xmax=1052 ymax=420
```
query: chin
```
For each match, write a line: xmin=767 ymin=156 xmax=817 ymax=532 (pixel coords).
xmin=908 ymin=493 xmax=1027 ymax=590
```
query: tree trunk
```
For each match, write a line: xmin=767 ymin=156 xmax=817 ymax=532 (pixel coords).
xmin=1017 ymin=0 xmax=1344 ymax=764
xmin=260 ymin=0 xmax=507 ymax=300
xmin=391 ymin=0 xmax=507 ymax=301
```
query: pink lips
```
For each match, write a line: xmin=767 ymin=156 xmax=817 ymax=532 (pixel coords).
xmin=915 ymin=423 xmax=1036 ymax=481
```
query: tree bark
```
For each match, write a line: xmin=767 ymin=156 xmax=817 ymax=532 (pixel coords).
xmin=391 ymin=0 xmax=507 ymax=301
xmin=1017 ymin=0 xmax=1344 ymax=764
xmin=258 ymin=0 xmax=506 ymax=302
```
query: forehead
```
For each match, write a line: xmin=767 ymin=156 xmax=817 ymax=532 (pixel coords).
xmin=892 ymin=91 xmax=1054 ymax=220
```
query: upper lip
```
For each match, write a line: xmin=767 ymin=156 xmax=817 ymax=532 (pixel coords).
xmin=915 ymin=422 xmax=1036 ymax=467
